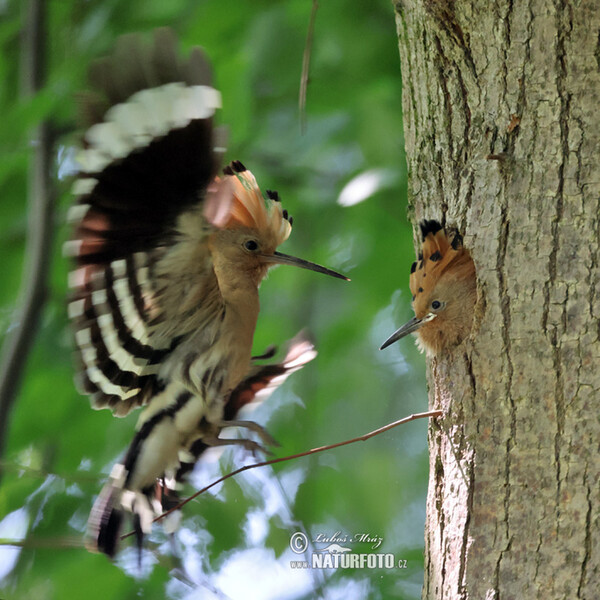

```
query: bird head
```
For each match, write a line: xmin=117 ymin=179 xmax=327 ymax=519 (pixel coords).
xmin=380 ymin=220 xmax=476 ymax=355
xmin=206 ymin=161 xmax=348 ymax=287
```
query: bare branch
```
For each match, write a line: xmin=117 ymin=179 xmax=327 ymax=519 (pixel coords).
xmin=121 ymin=409 xmax=443 ymax=541
xmin=0 ymin=0 xmax=55 ymax=476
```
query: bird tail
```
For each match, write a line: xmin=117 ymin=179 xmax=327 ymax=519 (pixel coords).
xmin=87 ymin=462 xmax=159 ymax=557
xmin=86 ymin=478 xmax=123 ymax=557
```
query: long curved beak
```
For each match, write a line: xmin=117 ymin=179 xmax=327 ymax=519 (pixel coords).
xmin=261 ymin=251 xmax=350 ymax=281
xmin=379 ymin=313 xmax=436 ymax=350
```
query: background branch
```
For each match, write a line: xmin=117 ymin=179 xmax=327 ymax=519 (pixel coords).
xmin=0 ymin=0 xmax=55 ymax=478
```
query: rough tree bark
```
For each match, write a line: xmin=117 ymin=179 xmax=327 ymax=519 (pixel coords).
xmin=394 ymin=1 xmax=599 ymax=598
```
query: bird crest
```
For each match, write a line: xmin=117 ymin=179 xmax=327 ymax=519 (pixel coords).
xmin=381 ymin=221 xmax=476 ymax=354
xmin=206 ymin=160 xmax=292 ymax=247
xmin=410 ymin=220 xmax=471 ymax=317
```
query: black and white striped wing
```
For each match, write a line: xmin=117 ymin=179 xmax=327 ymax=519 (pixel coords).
xmin=67 ymin=29 xmax=223 ymax=416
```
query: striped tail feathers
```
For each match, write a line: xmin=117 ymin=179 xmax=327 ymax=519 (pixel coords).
xmin=86 ymin=469 xmax=123 ymax=557
xmin=86 ymin=464 xmax=158 ymax=557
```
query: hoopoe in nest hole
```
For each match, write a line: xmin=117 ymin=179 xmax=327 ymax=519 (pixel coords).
xmin=65 ymin=29 xmax=347 ymax=557
xmin=380 ymin=220 xmax=476 ymax=355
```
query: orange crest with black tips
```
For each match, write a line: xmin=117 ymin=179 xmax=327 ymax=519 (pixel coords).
xmin=410 ymin=220 xmax=473 ymax=319
xmin=205 ymin=160 xmax=292 ymax=248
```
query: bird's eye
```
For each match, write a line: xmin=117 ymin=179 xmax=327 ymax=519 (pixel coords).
xmin=244 ymin=240 xmax=259 ymax=252
xmin=431 ymin=300 xmax=444 ymax=311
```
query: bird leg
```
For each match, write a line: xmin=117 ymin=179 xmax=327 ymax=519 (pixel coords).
xmin=193 ymin=418 xmax=278 ymax=457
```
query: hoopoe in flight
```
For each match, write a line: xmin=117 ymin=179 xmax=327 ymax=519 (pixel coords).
xmin=380 ymin=220 xmax=476 ymax=355
xmin=66 ymin=29 xmax=347 ymax=556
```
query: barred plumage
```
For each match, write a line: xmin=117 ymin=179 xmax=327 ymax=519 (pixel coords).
xmin=68 ymin=29 xmax=346 ymax=557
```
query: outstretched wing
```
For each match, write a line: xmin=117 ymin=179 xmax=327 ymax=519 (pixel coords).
xmin=66 ymin=29 xmax=225 ymax=416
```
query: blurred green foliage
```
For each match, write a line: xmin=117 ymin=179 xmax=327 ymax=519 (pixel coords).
xmin=0 ymin=1 xmax=428 ymax=598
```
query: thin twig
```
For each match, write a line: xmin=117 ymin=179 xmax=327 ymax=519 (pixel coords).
xmin=0 ymin=0 xmax=55 ymax=479
xmin=121 ymin=409 xmax=443 ymax=541
xmin=299 ymin=0 xmax=319 ymax=134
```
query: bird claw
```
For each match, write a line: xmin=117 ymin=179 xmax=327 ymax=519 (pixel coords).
xmin=202 ymin=434 xmax=272 ymax=458
xmin=239 ymin=438 xmax=272 ymax=457
xmin=216 ymin=419 xmax=280 ymax=448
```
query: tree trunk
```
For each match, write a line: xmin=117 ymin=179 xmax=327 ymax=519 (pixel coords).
xmin=394 ymin=1 xmax=600 ymax=598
